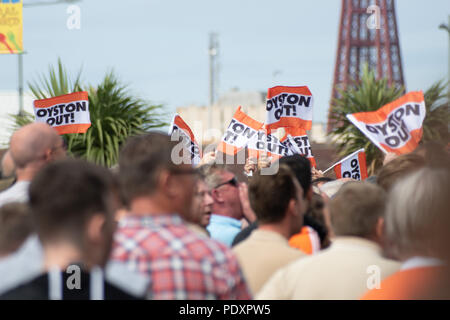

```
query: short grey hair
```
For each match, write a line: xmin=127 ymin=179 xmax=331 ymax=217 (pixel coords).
xmin=385 ymin=168 xmax=450 ymax=258
xmin=330 ymin=181 xmax=386 ymax=238
xmin=201 ymin=162 xmax=232 ymax=190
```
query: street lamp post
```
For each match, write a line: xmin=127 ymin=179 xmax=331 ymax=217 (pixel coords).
xmin=18 ymin=52 xmax=24 ymax=116
xmin=208 ymin=33 xmax=218 ymax=132
xmin=439 ymin=15 xmax=450 ymax=98
xmin=16 ymin=0 xmax=81 ymax=117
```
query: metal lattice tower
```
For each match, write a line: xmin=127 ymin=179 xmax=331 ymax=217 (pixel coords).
xmin=328 ymin=0 xmax=405 ymax=133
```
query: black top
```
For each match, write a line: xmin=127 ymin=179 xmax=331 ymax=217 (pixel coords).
xmin=231 ymin=221 xmax=259 ymax=247
xmin=0 ymin=268 xmax=142 ymax=300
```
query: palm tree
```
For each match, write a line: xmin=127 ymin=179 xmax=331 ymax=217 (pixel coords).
xmin=69 ymin=72 xmax=166 ymax=167
xmin=12 ymin=59 xmax=167 ymax=167
xmin=328 ymin=64 xmax=449 ymax=175
xmin=29 ymin=58 xmax=83 ymax=99
xmin=422 ymin=80 xmax=450 ymax=143
xmin=10 ymin=58 xmax=81 ymax=130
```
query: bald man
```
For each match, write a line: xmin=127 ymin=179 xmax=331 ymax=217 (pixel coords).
xmin=0 ymin=151 xmax=16 ymax=192
xmin=0 ymin=123 xmax=66 ymax=207
xmin=1 ymin=150 xmax=15 ymax=179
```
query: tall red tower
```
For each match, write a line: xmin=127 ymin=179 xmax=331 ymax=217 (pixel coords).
xmin=328 ymin=0 xmax=405 ymax=133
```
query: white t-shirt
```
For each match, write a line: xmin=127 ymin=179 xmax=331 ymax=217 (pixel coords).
xmin=0 ymin=181 xmax=30 ymax=207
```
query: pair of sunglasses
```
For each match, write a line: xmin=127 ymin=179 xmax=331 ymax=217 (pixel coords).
xmin=214 ymin=176 xmax=238 ymax=189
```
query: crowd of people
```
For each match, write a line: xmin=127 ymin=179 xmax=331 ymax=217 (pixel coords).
xmin=0 ymin=122 xmax=448 ymax=300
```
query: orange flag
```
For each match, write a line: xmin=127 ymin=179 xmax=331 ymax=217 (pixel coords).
xmin=346 ymin=91 xmax=426 ymax=155
xmin=332 ymin=149 xmax=368 ymax=181
xmin=34 ymin=92 xmax=91 ymax=135
xmin=217 ymin=106 xmax=264 ymax=155
xmin=265 ymin=86 xmax=313 ymax=131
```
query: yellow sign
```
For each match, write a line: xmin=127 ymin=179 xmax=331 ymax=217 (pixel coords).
xmin=0 ymin=0 xmax=23 ymax=54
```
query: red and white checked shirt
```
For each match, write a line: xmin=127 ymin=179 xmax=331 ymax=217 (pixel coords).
xmin=111 ymin=214 xmax=252 ymax=300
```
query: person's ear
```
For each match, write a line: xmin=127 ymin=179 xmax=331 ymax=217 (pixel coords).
xmin=375 ymin=217 xmax=385 ymax=241
xmin=86 ymin=214 xmax=106 ymax=244
xmin=306 ymin=187 xmax=313 ymax=201
xmin=286 ymin=198 xmax=297 ymax=218
xmin=157 ymin=170 xmax=172 ymax=195
xmin=43 ymin=148 xmax=53 ymax=162
xmin=211 ymin=188 xmax=222 ymax=203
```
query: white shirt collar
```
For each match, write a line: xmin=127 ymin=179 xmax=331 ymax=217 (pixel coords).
xmin=401 ymin=256 xmax=445 ymax=271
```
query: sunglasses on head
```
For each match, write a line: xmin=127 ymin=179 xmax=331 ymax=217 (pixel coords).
xmin=170 ymin=167 xmax=198 ymax=175
xmin=214 ymin=176 xmax=238 ymax=189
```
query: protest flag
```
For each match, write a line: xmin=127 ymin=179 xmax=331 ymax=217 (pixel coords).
xmin=168 ymin=113 xmax=202 ymax=166
xmin=324 ymin=148 xmax=368 ymax=181
xmin=346 ymin=91 xmax=426 ymax=155
xmin=33 ymin=91 xmax=91 ymax=135
xmin=247 ymin=129 xmax=290 ymax=162
xmin=265 ymin=86 xmax=313 ymax=131
xmin=281 ymin=128 xmax=317 ymax=168
xmin=217 ymin=106 xmax=264 ymax=155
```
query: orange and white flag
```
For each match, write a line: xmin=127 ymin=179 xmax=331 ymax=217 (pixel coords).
xmin=168 ymin=113 xmax=202 ymax=165
xmin=247 ymin=130 xmax=291 ymax=162
xmin=217 ymin=106 xmax=264 ymax=155
xmin=330 ymin=149 xmax=368 ymax=181
xmin=346 ymin=91 xmax=426 ymax=155
xmin=265 ymin=86 xmax=313 ymax=131
xmin=281 ymin=128 xmax=317 ymax=168
xmin=34 ymin=91 xmax=91 ymax=135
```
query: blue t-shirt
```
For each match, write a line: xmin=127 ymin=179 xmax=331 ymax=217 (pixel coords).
xmin=206 ymin=214 xmax=242 ymax=247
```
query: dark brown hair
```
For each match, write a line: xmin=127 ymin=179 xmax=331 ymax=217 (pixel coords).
xmin=29 ymin=159 xmax=114 ymax=245
xmin=119 ymin=132 xmax=182 ymax=202
xmin=248 ymin=165 xmax=298 ymax=224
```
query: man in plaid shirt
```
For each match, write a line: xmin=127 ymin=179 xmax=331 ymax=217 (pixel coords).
xmin=111 ymin=132 xmax=251 ymax=299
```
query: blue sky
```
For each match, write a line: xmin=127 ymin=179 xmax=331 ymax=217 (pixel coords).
xmin=0 ymin=0 xmax=449 ymax=124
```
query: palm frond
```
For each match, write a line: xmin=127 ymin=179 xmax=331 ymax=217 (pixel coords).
xmin=328 ymin=65 xmax=449 ymax=175
xmin=329 ymin=64 xmax=405 ymax=175
xmin=67 ymin=71 xmax=167 ymax=166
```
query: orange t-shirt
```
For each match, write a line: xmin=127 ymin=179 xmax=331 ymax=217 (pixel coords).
xmin=288 ymin=226 xmax=321 ymax=255
xmin=361 ymin=266 xmax=450 ymax=300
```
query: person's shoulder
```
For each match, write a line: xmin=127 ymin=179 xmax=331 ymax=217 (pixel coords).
xmin=184 ymin=228 xmax=240 ymax=262
xmin=104 ymin=280 xmax=144 ymax=300
xmin=0 ymin=274 xmax=48 ymax=300
xmin=184 ymin=226 xmax=232 ymax=253
xmin=360 ymin=270 xmax=406 ymax=300
xmin=231 ymin=236 xmax=249 ymax=254
xmin=114 ymin=216 xmax=178 ymax=244
xmin=231 ymin=222 xmax=258 ymax=247
xmin=186 ymin=223 xmax=209 ymax=237
xmin=0 ymin=182 xmax=29 ymax=206
xmin=377 ymin=256 xmax=402 ymax=272
xmin=0 ymin=185 xmax=15 ymax=205
xmin=362 ymin=266 xmax=450 ymax=300
xmin=274 ymin=248 xmax=323 ymax=278
xmin=283 ymin=245 xmax=306 ymax=260
xmin=105 ymin=261 xmax=150 ymax=298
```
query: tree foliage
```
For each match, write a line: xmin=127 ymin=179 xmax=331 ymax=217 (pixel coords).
xmin=329 ymin=64 xmax=449 ymax=175
xmin=12 ymin=59 xmax=167 ymax=167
